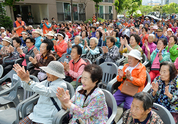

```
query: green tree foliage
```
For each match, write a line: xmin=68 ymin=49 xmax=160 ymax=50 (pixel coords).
xmin=0 ymin=3 xmax=13 ymax=29
xmin=93 ymin=0 xmax=103 ymax=21
xmin=138 ymin=5 xmax=153 ymax=15
xmin=114 ymin=0 xmax=142 ymax=15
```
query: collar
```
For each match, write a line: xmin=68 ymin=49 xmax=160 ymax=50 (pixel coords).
xmin=28 ymin=45 xmax=34 ymax=50
xmin=134 ymin=111 xmax=152 ymax=124
xmin=72 ymin=58 xmax=81 ymax=64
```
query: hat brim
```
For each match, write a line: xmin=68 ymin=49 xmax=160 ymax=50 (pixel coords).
xmin=2 ymin=39 xmax=11 ymax=44
xmin=33 ymin=31 xmax=42 ymax=36
xmin=45 ymin=34 xmax=54 ymax=37
xmin=40 ymin=66 xmax=65 ymax=79
xmin=126 ymin=53 xmax=142 ymax=60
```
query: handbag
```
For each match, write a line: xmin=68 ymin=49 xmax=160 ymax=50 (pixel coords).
xmin=121 ymin=81 xmax=139 ymax=96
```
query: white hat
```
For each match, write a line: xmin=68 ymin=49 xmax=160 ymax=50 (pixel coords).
xmin=96 ymin=22 xmax=99 ymax=24
xmin=57 ymin=33 xmax=64 ymax=37
xmin=77 ymin=26 xmax=81 ymax=30
xmin=2 ymin=37 xmax=11 ymax=44
xmin=145 ymin=17 xmax=149 ymax=19
xmin=40 ymin=61 xmax=65 ymax=78
xmin=123 ymin=29 xmax=130 ymax=37
xmin=1 ymin=27 xmax=5 ymax=30
xmin=45 ymin=31 xmax=54 ymax=37
xmin=32 ymin=29 xmax=42 ymax=36
xmin=29 ymin=25 xmax=33 ymax=28
xmin=167 ymin=28 xmax=173 ymax=33
xmin=127 ymin=49 xmax=142 ymax=60
xmin=69 ymin=21 xmax=72 ymax=23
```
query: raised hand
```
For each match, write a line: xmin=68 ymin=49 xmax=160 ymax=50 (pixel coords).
xmin=29 ymin=56 xmax=37 ymax=64
xmin=118 ymin=69 xmax=124 ymax=78
xmin=56 ymin=87 xmax=70 ymax=105
xmin=17 ymin=47 xmax=23 ymax=55
xmin=120 ymin=37 xmax=125 ymax=45
xmin=33 ymin=48 xmax=39 ymax=55
xmin=13 ymin=64 xmax=30 ymax=83
xmin=126 ymin=70 xmax=131 ymax=79
xmin=151 ymin=82 xmax=159 ymax=93
xmin=53 ymin=40 xmax=57 ymax=46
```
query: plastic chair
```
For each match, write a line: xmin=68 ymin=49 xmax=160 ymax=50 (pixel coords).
xmin=142 ymin=53 xmax=148 ymax=66
xmin=82 ymin=58 xmax=92 ymax=65
xmin=0 ymin=65 xmax=3 ymax=78
xmin=99 ymin=62 xmax=118 ymax=89
xmin=117 ymin=103 xmax=176 ymax=124
xmin=58 ymin=53 xmax=71 ymax=63
xmin=15 ymin=58 xmax=23 ymax=64
xmin=0 ymin=70 xmax=21 ymax=107
xmin=52 ymin=89 xmax=117 ymax=124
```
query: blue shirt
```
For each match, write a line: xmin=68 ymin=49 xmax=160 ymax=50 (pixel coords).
xmin=91 ymin=32 xmax=96 ymax=38
xmin=35 ymin=36 xmax=43 ymax=51
xmin=67 ymin=43 xmax=83 ymax=54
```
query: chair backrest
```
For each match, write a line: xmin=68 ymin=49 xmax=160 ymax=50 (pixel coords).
xmin=99 ymin=62 xmax=118 ymax=84
xmin=98 ymin=47 xmax=103 ymax=55
xmin=58 ymin=53 xmax=71 ymax=63
xmin=66 ymin=82 xmax=75 ymax=98
xmin=82 ymin=58 xmax=92 ymax=65
xmin=102 ymin=89 xmax=117 ymax=124
xmin=0 ymin=70 xmax=16 ymax=85
xmin=152 ymin=103 xmax=175 ymax=124
xmin=23 ymin=75 xmax=39 ymax=100
xmin=143 ymin=71 xmax=151 ymax=92
xmin=142 ymin=53 xmax=148 ymax=66
xmin=0 ymin=65 xmax=3 ymax=78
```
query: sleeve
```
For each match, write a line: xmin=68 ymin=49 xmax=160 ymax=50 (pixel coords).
xmin=33 ymin=56 xmax=55 ymax=68
xmin=13 ymin=22 xmax=17 ymax=28
xmin=21 ymin=81 xmax=33 ymax=91
xmin=67 ymin=48 xmax=72 ymax=54
xmin=70 ymin=93 xmax=106 ymax=119
xmin=29 ymin=81 xmax=67 ymax=97
xmin=108 ymin=47 xmax=120 ymax=60
xmin=68 ymin=65 xmax=85 ymax=79
xmin=169 ymin=45 xmax=178 ymax=56
xmin=24 ymin=50 xmax=35 ymax=61
xmin=40 ymin=23 xmax=43 ymax=29
xmin=159 ymin=52 xmax=170 ymax=63
xmin=168 ymin=79 xmax=178 ymax=104
xmin=120 ymin=47 xmax=127 ymax=54
xmin=45 ymin=23 xmax=52 ymax=29
xmin=54 ymin=43 xmax=67 ymax=53
xmin=89 ymin=47 xmax=100 ymax=55
xmin=131 ymin=66 xmax=146 ymax=87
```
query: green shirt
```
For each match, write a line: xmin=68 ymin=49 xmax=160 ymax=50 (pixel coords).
xmin=165 ymin=44 xmax=178 ymax=62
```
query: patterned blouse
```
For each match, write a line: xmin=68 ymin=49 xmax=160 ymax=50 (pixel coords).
xmin=122 ymin=109 xmax=163 ymax=124
xmin=69 ymin=86 xmax=108 ymax=124
xmin=150 ymin=76 xmax=178 ymax=113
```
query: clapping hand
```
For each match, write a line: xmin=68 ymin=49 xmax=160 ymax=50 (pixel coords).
xmin=125 ymin=70 xmax=131 ymax=80
xmin=118 ymin=69 xmax=123 ymax=78
xmin=151 ymin=82 xmax=159 ymax=93
xmin=33 ymin=48 xmax=39 ymax=56
xmin=164 ymin=85 xmax=172 ymax=99
xmin=102 ymin=46 xmax=108 ymax=53
xmin=29 ymin=56 xmax=37 ymax=64
xmin=67 ymin=42 xmax=72 ymax=48
xmin=17 ymin=47 xmax=23 ymax=55
xmin=53 ymin=40 xmax=57 ymax=46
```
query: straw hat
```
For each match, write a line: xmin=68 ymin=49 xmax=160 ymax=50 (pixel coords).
xmin=32 ymin=29 xmax=42 ymax=36
xmin=40 ymin=61 xmax=65 ymax=79
xmin=45 ymin=31 xmax=54 ymax=37
xmin=2 ymin=37 xmax=11 ymax=44
xmin=127 ymin=49 xmax=142 ymax=60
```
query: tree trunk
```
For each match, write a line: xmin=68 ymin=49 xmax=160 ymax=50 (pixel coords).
xmin=10 ymin=6 xmax=15 ymax=22
xmin=96 ymin=3 xmax=98 ymax=22
xmin=71 ymin=0 xmax=74 ymax=23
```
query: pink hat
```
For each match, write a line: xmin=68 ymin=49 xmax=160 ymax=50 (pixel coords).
xmin=174 ymin=58 xmax=178 ymax=70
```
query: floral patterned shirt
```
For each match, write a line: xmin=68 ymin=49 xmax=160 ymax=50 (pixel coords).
xmin=150 ymin=76 xmax=178 ymax=113
xmin=122 ymin=109 xmax=163 ymax=124
xmin=69 ymin=86 xmax=108 ymax=124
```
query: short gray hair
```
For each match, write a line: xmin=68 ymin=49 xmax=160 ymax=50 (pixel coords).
xmin=148 ymin=34 xmax=155 ymax=40
xmin=90 ymin=37 xmax=98 ymax=45
xmin=75 ymin=36 xmax=82 ymax=41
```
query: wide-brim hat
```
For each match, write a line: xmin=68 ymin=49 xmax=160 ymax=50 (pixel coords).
xmin=127 ymin=49 xmax=142 ymax=60
xmin=45 ymin=31 xmax=54 ymax=37
xmin=40 ymin=61 xmax=65 ymax=79
xmin=157 ymin=27 xmax=163 ymax=32
xmin=32 ymin=29 xmax=42 ymax=36
xmin=2 ymin=37 xmax=11 ymax=44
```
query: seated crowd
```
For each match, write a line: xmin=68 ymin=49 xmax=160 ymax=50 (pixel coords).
xmin=0 ymin=13 xmax=178 ymax=124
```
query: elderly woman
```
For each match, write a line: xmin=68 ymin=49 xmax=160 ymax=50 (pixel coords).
xmin=56 ymin=64 xmax=108 ymax=124
xmin=150 ymin=61 xmax=178 ymax=123
xmin=13 ymin=61 xmax=67 ymax=124
xmin=114 ymin=49 xmax=146 ymax=111
xmin=120 ymin=34 xmax=143 ymax=64
xmin=17 ymin=37 xmax=36 ymax=69
xmin=165 ymin=35 xmax=178 ymax=62
xmin=96 ymin=30 xmax=105 ymax=47
xmin=53 ymin=31 xmax=67 ymax=58
xmin=33 ymin=29 xmax=43 ymax=51
xmin=146 ymin=38 xmax=170 ymax=82
xmin=80 ymin=30 xmax=89 ymax=46
xmin=0 ymin=37 xmax=13 ymax=64
xmin=83 ymin=37 xmax=100 ymax=63
xmin=142 ymin=34 xmax=157 ymax=57
xmin=102 ymin=36 xmax=120 ymax=63
xmin=64 ymin=45 xmax=86 ymax=88
xmin=67 ymin=36 xmax=83 ymax=55
xmin=122 ymin=92 xmax=163 ymax=123
xmin=29 ymin=39 xmax=56 ymax=80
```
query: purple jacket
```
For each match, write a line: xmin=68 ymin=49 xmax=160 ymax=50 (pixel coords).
xmin=142 ymin=42 xmax=157 ymax=57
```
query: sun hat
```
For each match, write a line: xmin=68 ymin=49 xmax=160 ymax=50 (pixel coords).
xmin=21 ymin=31 xmax=28 ymax=35
xmin=40 ymin=61 xmax=65 ymax=79
xmin=157 ymin=27 xmax=163 ymax=32
xmin=45 ymin=31 xmax=54 ymax=37
xmin=77 ymin=26 xmax=81 ymax=30
xmin=167 ymin=28 xmax=173 ymax=33
xmin=127 ymin=49 xmax=142 ymax=60
xmin=32 ymin=29 xmax=42 ymax=36
xmin=153 ymin=25 xmax=158 ymax=30
xmin=29 ymin=25 xmax=33 ymax=28
xmin=2 ymin=37 xmax=11 ymax=44
xmin=0 ymin=27 xmax=5 ymax=30
xmin=96 ymin=22 xmax=99 ymax=24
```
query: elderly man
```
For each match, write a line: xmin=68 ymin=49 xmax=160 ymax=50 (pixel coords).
xmin=0 ymin=27 xmax=5 ymax=36
xmin=143 ymin=17 xmax=150 ymax=26
xmin=67 ymin=36 xmax=83 ymax=54
xmin=40 ymin=18 xmax=52 ymax=35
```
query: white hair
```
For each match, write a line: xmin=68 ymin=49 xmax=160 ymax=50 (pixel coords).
xmin=90 ymin=37 xmax=98 ymax=44
xmin=149 ymin=34 xmax=155 ymax=40
xmin=75 ymin=35 xmax=82 ymax=41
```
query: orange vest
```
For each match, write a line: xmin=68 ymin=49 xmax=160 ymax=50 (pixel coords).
xmin=68 ymin=58 xmax=87 ymax=81
xmin=15 ymin=21 xmax=25 ymax=36
xmin=42 ymin=22 xmax=52 ymax=35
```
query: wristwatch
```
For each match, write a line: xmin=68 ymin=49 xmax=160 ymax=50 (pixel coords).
xmin=27 ymin=80 xmax=33 ymax=85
